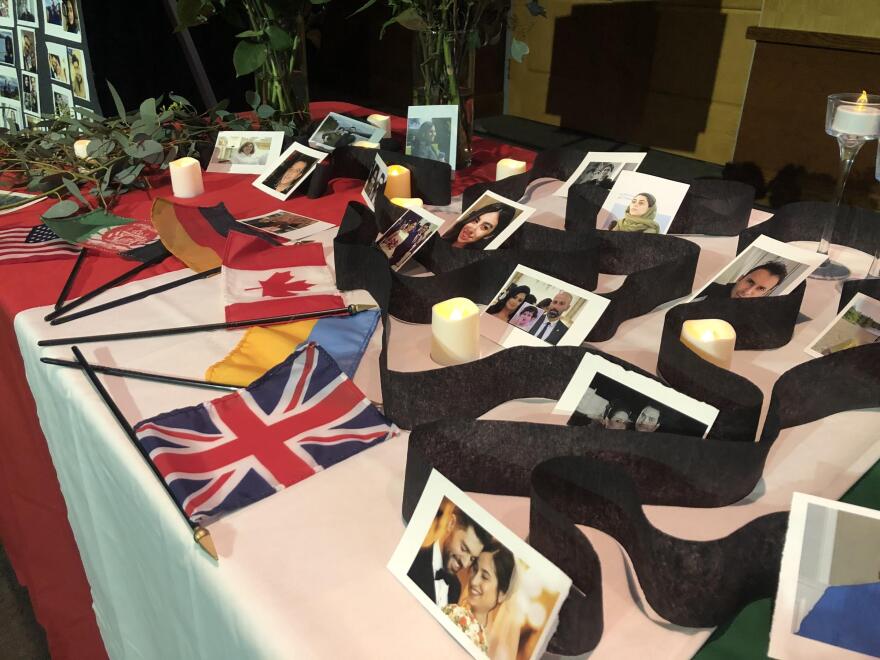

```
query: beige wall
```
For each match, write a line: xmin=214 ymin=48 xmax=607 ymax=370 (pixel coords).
xmin=760 ymin=0 xmax=880 ymax=37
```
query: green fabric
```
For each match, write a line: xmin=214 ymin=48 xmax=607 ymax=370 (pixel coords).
xmin=42 ymin=209 xmax=133 ymax=244
xmin=694 ymin=458 xmax=880 ymax=659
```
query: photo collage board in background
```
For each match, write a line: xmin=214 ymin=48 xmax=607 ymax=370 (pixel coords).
xmin=0 ymin=0 xmax=100 ymax=131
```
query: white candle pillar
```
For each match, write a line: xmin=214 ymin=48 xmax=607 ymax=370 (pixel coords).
xmin=169 ymin=156 xmax=205 ymax=198
xmin=73 ymin=139 xmax=91 ymax=159
xmin=495 ymin=158 xmax=527 ymax=180
xmin=384 ymin=165 xmax=411 ymax=199
xmin=389 ymin=197 xmax=423 ymax=209
xmin=431 ymin=297 xmax=480 ymax=365
xmin=680 ymin=319 xmax=736 ymax=369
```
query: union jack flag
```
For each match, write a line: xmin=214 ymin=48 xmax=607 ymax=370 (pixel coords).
xmin=134 ymin=343 xmax=395 ymax=523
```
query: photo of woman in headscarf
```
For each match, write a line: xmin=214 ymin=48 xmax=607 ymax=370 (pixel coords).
xmin=608 ymin=192 xmax=659 ymax=233
xmin=444 ymin=202 xmax=517 ymax=249
xmin=410 ymin=120 xmax=446 ymax=163
xmin=485 ymin=285 xmax=530 ymax=322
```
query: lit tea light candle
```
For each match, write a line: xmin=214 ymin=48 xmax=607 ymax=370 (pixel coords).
xmin=680 ymin=319 xmax=736 ymax=369
xmin=73 ymin=139 xmax=91 ymax=159
xmin=830 ymin=91 xmax=880 ymax=137
xmin=389 ymin=197 xmax=423 ymax=209
xmin=367 ymin=114 xmax=391 ymax=138
xmin=169 ymin=156 xmax=205 ymax=198
xmin=496 ymin=158 xmax=527 ymax=180
xmin=384 ymin=164 xmax=411 ymax=199
xmin=431 ymin=297 xmax=480 ymax=366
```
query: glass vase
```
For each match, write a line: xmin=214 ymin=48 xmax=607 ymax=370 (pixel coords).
xmin=412 ymin=29 xmax=476 ymax=169
xmin=253 ymin=14 xmax=311 ymax=131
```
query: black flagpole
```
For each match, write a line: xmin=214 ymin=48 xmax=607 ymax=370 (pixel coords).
xmin=70 ymin=346 xmax=218 ymax=561
xmin=41 ymin=357 xmax=240 ymax=392
xmin=39 ymin=303 xmax=376 ymax=347
xmin=54 ymin=248 xmax=88 ymax=311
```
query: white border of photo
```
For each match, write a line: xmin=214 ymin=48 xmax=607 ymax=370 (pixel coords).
xmin=405 ymin=104 xmax=459 ymax=170
xmin=252 ymin=142 xmax=327 ymax=201
xmin=554 ymin=151 xmax=646 ymax=198
xmin=207 ymin=130 xmax=285 ymax=175
xmin=42 ymin=0 xmax=83 ymax=42
xmin=804 ymin=292 xmax=880 ymax=358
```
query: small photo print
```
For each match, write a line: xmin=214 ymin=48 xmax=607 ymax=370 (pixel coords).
xmin=597 ymin=170 xmax=689 ymax=234
xmin=361 ymin=153 xmax=388 ymax=211
xmin=252 ymin=142 xmax=327 ymax=201
xmin=442 ymin=191 xmax=536 ymax=250
xmin=0 ymin=29 xmax=13 ymax=63
xmin=17 ymin=27 xmax=37 ymax=73
xmin=388 ymin=469 xmax=572 ymax=660
xmin=21 ymin=72 xmax=38 ymax=115
xmin=51 ymin=83 xmax=73 ymax=116
xmin=236 ymin=210 xmax=332 ymax=242
xmin=46 ymin=41 xmax=70 ymax=84
xmin=405 ymin=104 xmax=459 ymax=170
xmin=0 ymin=0 xmax=12 ymax=27
xmin=482 ymin=265 xmax=610 ymax=348
xmin=207 ymin=131 xmax=285 ymax=175
xmin=307 ymin=111 xmax=385 ymax=152
xmin=805 ymin=293 xmax=880 ymax=358
xmin=25 ymin=113 xmax=45 ymax=131
xmin=0 ymin=190 xmax=40 ymax=214
xmin=375 ymin=206 xmax=444 ymax=272
xmin=17 ymin=0 xmax=38 ymax=27
xmin=690 ymin=234 xmax=826 ymax=302
xmin=43 ymin=0 xmax=81 ymax=42
xmin=0 ymin=66 xmax=18 ymax=101
xmin=769 ymin=493 xmax=880 ymax=659
xmin=553 ymin=353 xmax=719 ymax=438
xmin=554 ymin=151 xmax=647 ymax=198
xmin=66 ymin=46 xmax=87 ymax=100
xmin=0 ymin=102 xmax=22 ymax=131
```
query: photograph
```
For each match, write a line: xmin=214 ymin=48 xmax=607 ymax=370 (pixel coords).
xmin=236 ymin=209 xmax=332 ymax=242
xmin=805 ymin=293 xmax=880 ymax=358
xmin=769 ymin=493 xmax=880 ymax=659
xmin=405 ymin=104 xmax=459 ymax=169
xmin=24 ymin=113 xmax=44 ymax=130
xmin=43 ymin=0 xmax=80 ymax=41
xmin=307 ymin=111 xmax=385 ymax=152
xmin=553 ymin=353 xmax=719 ymax=438
xmin=375 ymin=205 xmax=444 ymax=272
xmin=207 ymin=130 xmax=284 ymax=175
xmin=596 ymin=170 xmax=690 ymax=234
xmin=46 ymin=41 xmax=69 ymax=84
xmin=0 ymin=0 xmax=11 ymax=28
xmin=0 ymin=190 xmax=41 ymax=214
xmin=17 ymin=0 xmax=38 ymax=27
xmin=442 ymin=190 xmax=536 ymax=250
xmin=51 ymin=83 xmax=73 ymax=116
xmin=481 ymin=264 xmax=610 ymax=349
xmin=21 ymin=72 xmax=38 ymax=115
xmin=252 ymin=142 xmax=327 ymax=201
xmin=67 ymin=45 xmax=88 ymax=100
xmin=554 ymin=151 xmax=647 ymax=198
xmin=689 ymin=235 xmax=827 ymax=302
xmin=0 ymin=29 xmax=13 ymax=64
xmin=361 ymin=153 xmax=388 ymax=211
xmin=0 ymin=102 xmax=22 ymax=131
xmin=388 ymin=469 xmax=572 ymax=660
xmin=17 ymin=27 xmax=37 ymax=73
xmin=0 ymin=67 xmax=18 ymax=101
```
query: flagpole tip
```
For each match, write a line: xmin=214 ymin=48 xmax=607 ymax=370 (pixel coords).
xmin=194 ymin=526 xmax=218 ymax=561
xmin=348 ymin=303 xmax=378 ymax=314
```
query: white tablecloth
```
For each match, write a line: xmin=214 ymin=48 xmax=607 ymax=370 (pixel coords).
xmin=16 ymin=182 xmax=880 ymax=659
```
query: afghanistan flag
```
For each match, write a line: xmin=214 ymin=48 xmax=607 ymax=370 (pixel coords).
xmin=42 ymin=209 xmax=167 ymax=262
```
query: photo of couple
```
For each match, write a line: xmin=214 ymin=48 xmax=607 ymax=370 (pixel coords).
xmin=406 ymin=104 xmax=459 ymax=169
xmin=252 ymin=143 xmax=327 ymax=201
xmin=597 ymin=170 xmax=690 ymax=235
xmin=442 ymin=191 xmax=535 ymax=251
xmin=554 ymin=151 xmax=646 ymax=198
xmin=308 ymin=112 xmax=385 ymax=152
xmin=375 ymin=206 xmax=443 ymax=271
xmin=361 ymin=154 xmax=388 ymax=210
xmin=389 ymin=471 xmax=571 ymax=660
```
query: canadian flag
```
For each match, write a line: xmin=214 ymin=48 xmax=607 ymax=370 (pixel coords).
xmin=222 ymin=230 xmax=345 ymax=323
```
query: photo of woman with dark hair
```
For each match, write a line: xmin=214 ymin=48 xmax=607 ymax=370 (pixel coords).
xmin=445 ymin=202 xmax=516 ymax=249
xmin=485 ymin=285 xmax=530 ymax=322
xmin=411 ymin=120 xmax=445 ymax=162
xmin=609 ymin=192 xmax=659 ymax=233
xmin=253 ymin=143 xmax=327 ymax=201
xmin=62 ymin=0 xmax=79 ymax=34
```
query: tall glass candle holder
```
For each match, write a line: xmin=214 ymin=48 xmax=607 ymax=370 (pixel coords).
xmin=869 ymin=143 xmax=880 ymax=278
xmin=812 ymin=92 xmax=880 ymax=280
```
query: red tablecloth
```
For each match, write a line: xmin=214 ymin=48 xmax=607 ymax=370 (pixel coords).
xmin=0 ymin=102 xmax=533 ymax=659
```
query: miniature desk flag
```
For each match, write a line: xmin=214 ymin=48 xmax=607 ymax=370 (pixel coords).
xmin=41 ymin=209 xmax=166 ymax=261
xmin=134 ymin=343 xmax=395 ymax=523
xmin=0 ymin=224 xmax=80 ymax=264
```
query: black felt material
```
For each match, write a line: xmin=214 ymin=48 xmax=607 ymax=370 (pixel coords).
xmin=839 ymin=277 xmax=880 ymax=312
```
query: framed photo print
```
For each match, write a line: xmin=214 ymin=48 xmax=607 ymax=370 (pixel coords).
xmin=252 ymin=142 xmax=326 ymax=201
xmin=375 ymin=206 xmax=444 ymax=272
xmin=0 ymin=3 xmax=12 ymax=29
xmin=308 ymin=111 xmax=385 ymax=152
xmin=0 ymin=65 xmax=18 ymax=103
xmin=18 ymin=27 xmax=37 ymax=73
xmin=441 ymin=191 xmax=536 ymax=250
xmin=17 ymin=0 xmax=38 ymax=28
xmin=597 ymin=170 xmax=689 ymax=234
xmin=769 ymin=493 xmax=880 ymax=659
xmin=236 ymin=210 xmax=332 ymax=242
xmin=805 ymin=293 xmax=880 ymax=358
xmin=689 ymin=235 xmax=826 ymax=302
xmin=554 ymin=151 xmax=647 ymax=198
xmin=405 ymin=104 xmax=459 ymax=170
xmin=43 ymin=0 xmax=82 ymax=42
xmin=481 ymin=265 xmax=610 ymax=348
xmin=553 ymin=353 xmax=719 ymax=438
xmin=67 ymin=46 xmax=88 ymax=100
xmin=0 ymin=29 xmax=13 ymax=62
xmin=51 ymin=82 xmax=72 ymax=115
xmin=388 ymin=469 xmax=572 ymax=660
xmin=46 ymin=41 xmax=69 ymax=83
xmin=207 ymin=131 xmax=285 ymax=174
xmin=361 ymin=153 xmax=388 ymax=211
xmin=21 ymin=71 xmax=38 ymax=115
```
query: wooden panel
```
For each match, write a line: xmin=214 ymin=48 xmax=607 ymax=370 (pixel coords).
xmin=746 ymin=26 xmax=880 ymax=54
xmin=760 ymin=0 xmax=880 ymax=39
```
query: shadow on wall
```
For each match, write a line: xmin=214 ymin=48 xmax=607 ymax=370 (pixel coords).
xmin=546 ymin=0 xmax=725 ymax=153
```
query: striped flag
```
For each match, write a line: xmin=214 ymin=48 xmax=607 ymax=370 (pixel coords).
xmin=0 ymin=224 xmax=80 ymax=264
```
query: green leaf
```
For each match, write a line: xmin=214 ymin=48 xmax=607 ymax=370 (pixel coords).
xmin=348 ymin=0 xmax=377 ymax=18
xmin=235 ymin=29 xmax=263 ymax=39
xmin=256 ymin=103 xmax=275 ymax=119
xmin=42 ymin=199 xmax=80 ymax=219
xmin=170 ymin=94 xmax=193 ymax=107
xmin=62 ymin=177 xmax=88 ymax=206
xmin=87 ymin=138 xmax=115 ymax=158
xmin=233 ymin=41 xmax=268 ymax=77
xmin=266 ymin=25 xmax=294 ymax=50
xmin=124 ymin=139 xmax=164 ymax=158
xmin=176 ymin=0 xmax=206 ymax=28
xmin=107 ymin=80 xmax=127 ymax=121
xmin=510 ymin=38 xmax=530 ymax=63
xmin=245 ymin=90 xmax=261 ymax=109
xmin=394 ymin=8 xmax=427 ymax=31
xmin=139 ymin=97 xmax=157 ymax=121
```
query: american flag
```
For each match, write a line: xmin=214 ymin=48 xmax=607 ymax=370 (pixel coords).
xmin=134 ymin=343 xmax=395 ymax=523
xmin=0 ymin=224 xmax=80 ymax=264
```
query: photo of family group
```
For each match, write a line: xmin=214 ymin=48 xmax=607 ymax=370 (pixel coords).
xmin=43 ymin=0 xmax=81 ymax=42
xmin=361 ymin=154 xmax=388 ymax=210
xmin=375 ymin=206 xmax=444 ymax=271
xmin=21 ymin=71 xmax=37 ymax=114
xmin=806 ymin=293 xmax=880 ymax=358
xmin=481 ymin=265 xmax=610 ymax=349
xmin=554 ymin=353 xmax=720 ymax=439
xmin=441 ymin=191 xmax=535 ymax=250
xmin=596 ymin=170 xmax=690 ymax=234
xmin=388 ymin=471 xmax=571 ymax=660
xmin=406 ymin=104 xmax=459 ymax=169
xmin=308 ymin=111 xmax=385 ymax=152
xmin=207 ymin=131 xmax=284 ymax=174
xmin=554 ymin=151 xmax=646 ymax=198
xmin=689 ymin=235 xmax=826 ymax=302
xmin=237 ymin=209 xmax=331 ymax=242
xmin=770 ymin=494 xmax=880 ymax=659
xmin=252 ymin=142 xmax=326 ymax=201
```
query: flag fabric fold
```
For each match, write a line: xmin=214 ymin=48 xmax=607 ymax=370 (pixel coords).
xmin=133 ymin=343 xmax=395 ymax=524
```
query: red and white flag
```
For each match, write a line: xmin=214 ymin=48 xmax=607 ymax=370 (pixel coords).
xmin=222 ymin=230 xmax=344 ymax=323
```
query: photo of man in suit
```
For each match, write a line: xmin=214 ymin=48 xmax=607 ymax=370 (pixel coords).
xmin=407 ymin=506 xmax=491 ymax=607
xmin=529 ymin=291 xmax=572 ymax=345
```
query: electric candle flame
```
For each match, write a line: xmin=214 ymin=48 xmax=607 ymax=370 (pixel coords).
xmin=701 ymin=330 xmax=715 ymax=341
xmin=857 ymin=90 xmax=869 ymax=106
xmin=450 ymin=309 xmax=463 ymax=321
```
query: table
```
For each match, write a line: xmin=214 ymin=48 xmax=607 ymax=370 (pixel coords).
xmin=11 ymin=167 xmax=880 ymax=658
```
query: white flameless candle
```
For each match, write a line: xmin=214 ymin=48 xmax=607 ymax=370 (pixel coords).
xmin=73 ymin=139 xmax=91 ymax=159
xmin=389 ymin=197 xmax=423 ymax=209
xmin=830 ymin=91 xmax=880 ymax=137
xmin=680 ymin=319 xmax=736 ymax=369
xmin=352 ymin=140 xmax=380 ymax=149
xmin=367 ymin=114 xmax=391 ymax=138
xmin=384 ymin=165 xmax=411 ymax=199
xmin=431 ymin=297 xmax=480 ymax=365
xmin=496 ymin=158 xmax=527 ymax=180
xmin=169 ymin=156 xmax=204 ymax=198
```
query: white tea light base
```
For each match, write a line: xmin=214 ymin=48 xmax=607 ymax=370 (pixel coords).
xmin=431 ymin=297 xmax=480 ymax=366
xmin=496 ymin=158 xmax=527 ymax=181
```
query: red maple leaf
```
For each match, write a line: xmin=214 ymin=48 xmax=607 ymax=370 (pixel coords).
xmin=245 ymin=271 xmax=313 ymax=297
